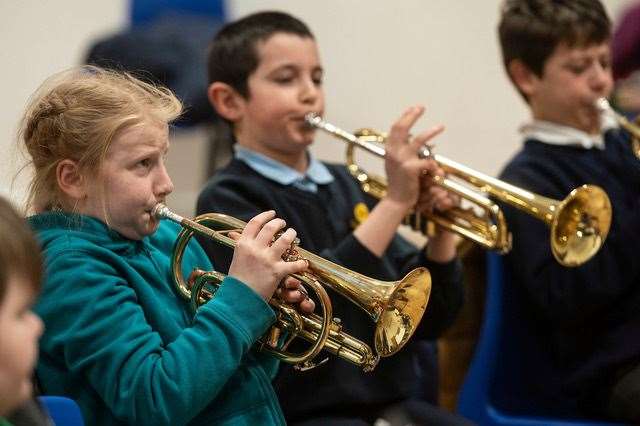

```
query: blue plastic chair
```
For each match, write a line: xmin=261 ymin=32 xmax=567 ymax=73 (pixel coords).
xmin=130 ymin=0 xmax=225 ymax=26
xmin=457 ymin=252 xmax=626 ymax=426
xmin=38 ymin=396 xmax=84 ymax=426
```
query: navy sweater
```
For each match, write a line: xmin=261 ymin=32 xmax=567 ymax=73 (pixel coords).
xmin=197 ymin=159 xmax=464 ymax=422
xmin=499 ymin=128 xmax=640 ymax=414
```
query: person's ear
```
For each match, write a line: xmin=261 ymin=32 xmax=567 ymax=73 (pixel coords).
xmin=208 ymin=82 xmax=245 ymax=122
xmin=56 ymin=159 xmax=86 ymax=201
xmin=508 ymin=59 xmax=539 ymax=98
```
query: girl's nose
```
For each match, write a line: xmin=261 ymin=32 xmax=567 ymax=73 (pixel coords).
xmin=156 ymin=163 xmax=174 ymax=198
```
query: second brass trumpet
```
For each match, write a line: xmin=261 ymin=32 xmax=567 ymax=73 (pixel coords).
xmin=596 ymin=97 xmax=640 ymax=159
xmin=305 ymin=113 xmax=612 ymax=267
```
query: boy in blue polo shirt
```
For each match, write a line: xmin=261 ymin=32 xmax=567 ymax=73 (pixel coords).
xmin=198 ymin=11 xmax=468 ymax=426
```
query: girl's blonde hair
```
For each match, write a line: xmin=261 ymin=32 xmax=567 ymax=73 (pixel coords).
xmin=19 ymin=65 xmax=182 ymax=213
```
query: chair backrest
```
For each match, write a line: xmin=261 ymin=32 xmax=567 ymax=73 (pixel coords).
xmin=38 ymin=396 xmax=84 ymax=426
xmin=92 ymin=0 xmax=226 ymax=128
xmin=457 ymin=252 xmax=627 ymax=426
xmin=130 ymin=0 xmax=225 ymax=26
xmin=457 ymin=251 xmax=504 ymax=422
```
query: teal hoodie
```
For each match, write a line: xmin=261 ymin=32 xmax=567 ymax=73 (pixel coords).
xmin=29 ymin=212 xmax=285 ymax=426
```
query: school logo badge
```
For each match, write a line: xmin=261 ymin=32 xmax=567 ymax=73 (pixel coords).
xmin=351 ymin=202 xmax=369 ymax=229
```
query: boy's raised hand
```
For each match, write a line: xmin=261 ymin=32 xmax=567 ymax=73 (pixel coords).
xmin=228 ymin=211 xmax=309 ymax=301
xmin=416 ymin=165 xmax=460 ymax=263
xmin=416 ymin=164 xmax=460 ymax=215
xmin=384 ymin=106 xmax=445 ymax=212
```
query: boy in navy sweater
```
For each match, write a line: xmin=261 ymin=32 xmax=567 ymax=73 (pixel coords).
xmin=498 ymin=0 xmax=640 ymax=421
xmin=198 ymin=10 xmax=468 ymax=426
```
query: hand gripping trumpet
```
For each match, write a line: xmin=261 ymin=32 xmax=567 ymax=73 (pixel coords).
xmin=153 ymin=204 xmax=431 ymax=372
xmin=305 ymin=113 xmax=612 ymax=267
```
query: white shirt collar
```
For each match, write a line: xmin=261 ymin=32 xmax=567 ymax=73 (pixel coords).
xmin=519 ymin=112 xmax=618 ymax=150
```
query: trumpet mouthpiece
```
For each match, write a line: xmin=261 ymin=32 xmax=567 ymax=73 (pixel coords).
xmin=152 ymin=203 xmax=168 ymax=219
xmin=304 ymin=112 xmax=322 ymax=128
xmin=595 ymin=98 xmax=611 ymax=113
xmin=152 ymin=204 xmax=185 ymax=224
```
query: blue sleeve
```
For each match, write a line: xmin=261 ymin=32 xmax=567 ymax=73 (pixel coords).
xmin=37 ymin=249 xmax=275 ymax=426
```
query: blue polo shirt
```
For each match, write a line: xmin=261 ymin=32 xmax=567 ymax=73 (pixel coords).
xmin=234 ymin=146 xmax=333 ymax=193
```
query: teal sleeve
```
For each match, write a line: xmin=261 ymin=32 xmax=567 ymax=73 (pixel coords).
xmin=37 ymin=251 xmax=275 ymax=426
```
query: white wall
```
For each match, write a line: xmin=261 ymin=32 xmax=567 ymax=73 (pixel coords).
xmin=0 ymin=0 xmax=128 ymax=205
xmin=1 ymin=0 xmax=635 ymax=210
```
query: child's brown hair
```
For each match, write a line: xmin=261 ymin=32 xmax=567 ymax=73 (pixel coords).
xmin=0 ymin=196 xmax=42 ymax=302
xmin=208 ymin=11 xmax=314 ymax=98
xmin=498 ymin=0 xmax=611 ymax=100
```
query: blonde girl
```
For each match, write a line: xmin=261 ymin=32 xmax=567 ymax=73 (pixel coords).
xmin=21 ymin=66 xmax=311 ymax=426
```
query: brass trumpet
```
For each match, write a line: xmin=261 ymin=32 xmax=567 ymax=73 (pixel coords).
xmin=596 ymin=97 xmax=640 ymax=159
xmin=305 ymin=114 xmax=612 ymax=267
xmin=153 ymin=204 xmax=431 ymax=372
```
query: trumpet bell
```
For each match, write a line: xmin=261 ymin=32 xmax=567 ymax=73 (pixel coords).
xmin=551 ymin=185 xmax=612 ymax=267
xmin=375 ymin=267 xmax=431 ymax=356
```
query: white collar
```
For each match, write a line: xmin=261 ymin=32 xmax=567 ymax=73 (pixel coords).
xmin=519 ymin=112 xmax=618 ymax=150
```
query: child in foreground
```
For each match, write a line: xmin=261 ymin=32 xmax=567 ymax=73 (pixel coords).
xmin=0 ymin=196 xmax=46 ymax=424
xmin=20 ymin=65 xmax=313 ymax=426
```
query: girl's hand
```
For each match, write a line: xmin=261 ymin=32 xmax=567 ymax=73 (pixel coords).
xmin=276 ymin=276 xmax=316 ymax=313
xmin=228 ymin=211 xmax=308 ymax=301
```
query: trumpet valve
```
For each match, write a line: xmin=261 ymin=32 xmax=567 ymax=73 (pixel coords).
xmin=265 ymin=327 xmax=282 ymax=349
xmin=331 ymin=317 xmax=343 ymax=333
xmin=282 ymin=245 xmax=300 ymax=262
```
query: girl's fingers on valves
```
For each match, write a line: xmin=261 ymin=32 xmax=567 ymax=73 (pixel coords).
xmin=280 ymin=276 xmax=302 ymax=289
xmin=256 ymin=218 xmax=287 ymax=245
xmin=298 ymin=297 xmax=315 ymax=313
xmin=243 ymin=210 xmax=276 ymax=239
xmin=277 ymin=281 xmax=314 ymax=313
xmin=280 ymin=259 xmax=309 ymax=275
xmin=278 ymin=286 xmax=306 ymax=303
xmin=271 ymin=228 xmax=297 ymax=253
